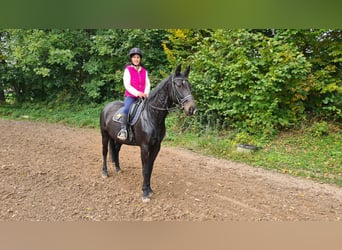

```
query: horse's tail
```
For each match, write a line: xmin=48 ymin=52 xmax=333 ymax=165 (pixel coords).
xmin=100 ymin=108 xmax=107 ymax=134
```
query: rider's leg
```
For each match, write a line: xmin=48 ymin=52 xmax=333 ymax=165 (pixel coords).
xmin=117 ymin=96 xmax=136 ymax=140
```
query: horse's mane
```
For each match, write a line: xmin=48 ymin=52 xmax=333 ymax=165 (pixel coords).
xmin=146 ymin=74 xmax=173 ymax=104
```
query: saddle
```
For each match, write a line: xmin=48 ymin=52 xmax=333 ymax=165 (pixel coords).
xmin=112 ymin=98 xmax=145 ymax=126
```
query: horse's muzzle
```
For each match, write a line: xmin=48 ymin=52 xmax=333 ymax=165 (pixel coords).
xmin=188 ymin=106 xmax=197 ymax=116
xmin=183 ymin=100 xmax=197 ymax=116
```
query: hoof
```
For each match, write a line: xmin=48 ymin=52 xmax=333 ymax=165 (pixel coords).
xmin=102 ymin=170 xmax=108 ymax=178
xmin=147 ymin=191 xmax=153 ymax=198
xmin=142 ymin=196 xmax=151 ymax=203
xmin=142 ymin=189 xmax=153 ymax=202
xmin=115 ymin=168 xmax=121 ymax=173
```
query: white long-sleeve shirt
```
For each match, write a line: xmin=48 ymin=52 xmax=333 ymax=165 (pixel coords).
xmin=123 ymin=67 xmax=151 ymax=97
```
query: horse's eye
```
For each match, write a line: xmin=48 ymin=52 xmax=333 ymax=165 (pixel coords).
xmin=179 ymin=80 xmax=187 ymax=86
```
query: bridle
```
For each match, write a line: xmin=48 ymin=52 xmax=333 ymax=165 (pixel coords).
xmin=171 ymin=76 xmax=194 ymax=107
xmin=149 ymin=76 xmax=194 ymax=112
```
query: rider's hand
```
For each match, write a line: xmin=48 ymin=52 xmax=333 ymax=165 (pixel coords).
xmin=137 ymin=92 xmax=148 ymax=99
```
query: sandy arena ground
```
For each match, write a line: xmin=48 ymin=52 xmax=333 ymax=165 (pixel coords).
xmin=1 ymin=119 xmax=341 ymax=221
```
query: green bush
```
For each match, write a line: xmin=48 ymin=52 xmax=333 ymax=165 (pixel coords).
xmin=189 ymin=30 xmax=311 ymax=136
xmin=163 ymin=29 xmax=341 ymax=138
xmin=308 ymin=121 xmax=330 ymax=137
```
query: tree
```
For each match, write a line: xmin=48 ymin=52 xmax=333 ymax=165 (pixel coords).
xmin=0 ymin=30 xmax=8 ymax=103
xmin=2 ymin=28 xmax=340 ymax=135
xmin=166 ymin=29 xmax=317 ymax=134
xmin=290 ymin=29 xmax=342 ymax=120
xmin=82 ymin=29 xmax=169 ymax=102
xmin=162 ymin=29 xmax=210 ymax=68
xmin=3 ymin=29 xmax=170 ymax=104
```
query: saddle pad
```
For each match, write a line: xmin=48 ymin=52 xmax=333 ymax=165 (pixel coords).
xmin=112 ymin=107 xmax=125 ymax=123
xmin=112 ymin=99 xmax=145 ymax=126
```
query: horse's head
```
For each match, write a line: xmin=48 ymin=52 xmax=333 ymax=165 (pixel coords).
xmin=172 ymin=64 xmax=197 ymax=116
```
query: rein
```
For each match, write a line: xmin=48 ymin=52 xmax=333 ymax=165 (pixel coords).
xmin=149 ymin=76 xmax=193 ymax=112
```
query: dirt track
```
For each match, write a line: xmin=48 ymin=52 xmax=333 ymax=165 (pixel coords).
xmin=1 ymin=119 xmax=341 ymax=221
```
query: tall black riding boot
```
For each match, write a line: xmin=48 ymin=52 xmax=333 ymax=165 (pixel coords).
xmin=117 ymin=114 xmax=128 ymax=140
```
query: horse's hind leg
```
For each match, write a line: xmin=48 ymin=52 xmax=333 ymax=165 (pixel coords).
xmin=109 ymin=138 xmax=122 ymax=172
xmin=101 ymin=131 xmax=109 ymax=178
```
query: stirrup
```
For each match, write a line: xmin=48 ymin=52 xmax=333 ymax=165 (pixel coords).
xmin=117 ymin=129 xmax=127 ymax=140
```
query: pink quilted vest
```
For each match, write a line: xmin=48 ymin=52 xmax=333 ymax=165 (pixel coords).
xmin=125 ymin=65 xmax=147 ymax=97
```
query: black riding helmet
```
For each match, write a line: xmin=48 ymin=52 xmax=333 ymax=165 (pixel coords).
xmin=129 ymin=47 xmax=142 ymax=58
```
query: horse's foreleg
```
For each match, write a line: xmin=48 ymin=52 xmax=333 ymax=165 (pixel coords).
xmin=109 ymin=138 xmax=122 ymax=172
xmin=140 ymin=143 xmax=161 ymax=202
xmin=101 ymin=132 xmax=109 ymax=178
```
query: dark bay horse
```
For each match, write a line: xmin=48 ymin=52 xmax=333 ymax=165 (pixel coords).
xmin=100 ymin=64 xmax=196 ymax=202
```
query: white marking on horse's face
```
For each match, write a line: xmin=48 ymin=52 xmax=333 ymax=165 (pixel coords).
xmin=183 ymin=99 xmax=197 ymax=116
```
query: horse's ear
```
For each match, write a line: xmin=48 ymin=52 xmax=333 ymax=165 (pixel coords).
xmin=184 ymin=65 xmax=190 ymax=77
xmin=175 ymin=64 xmax=182 ymax=76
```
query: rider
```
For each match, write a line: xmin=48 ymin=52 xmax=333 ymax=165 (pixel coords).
xmin=117 ymin=47 xmax=151 ymax=140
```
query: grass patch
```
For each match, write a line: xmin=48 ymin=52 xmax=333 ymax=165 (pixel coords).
xmin=164 ymin=113 xmax=342 ymax=187
xmin=0 ymin=102 xmax=102 ymax=128
xmin=1 ymin=103 xmax=341 ymax=187
xmin=240 ymin=130 xmax=342 ymax=186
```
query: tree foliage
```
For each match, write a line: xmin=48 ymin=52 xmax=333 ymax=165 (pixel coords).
xmin=163 ymin=29 xmax=341 ymax=134
xmin=1 ymin=29 xmax=341 ymax=135
xmin=1 ymin=29 xmax=169 ymax=103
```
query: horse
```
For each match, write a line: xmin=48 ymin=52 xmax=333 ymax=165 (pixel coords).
xmin=100 ymin=64 xmax=196 ymax=202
